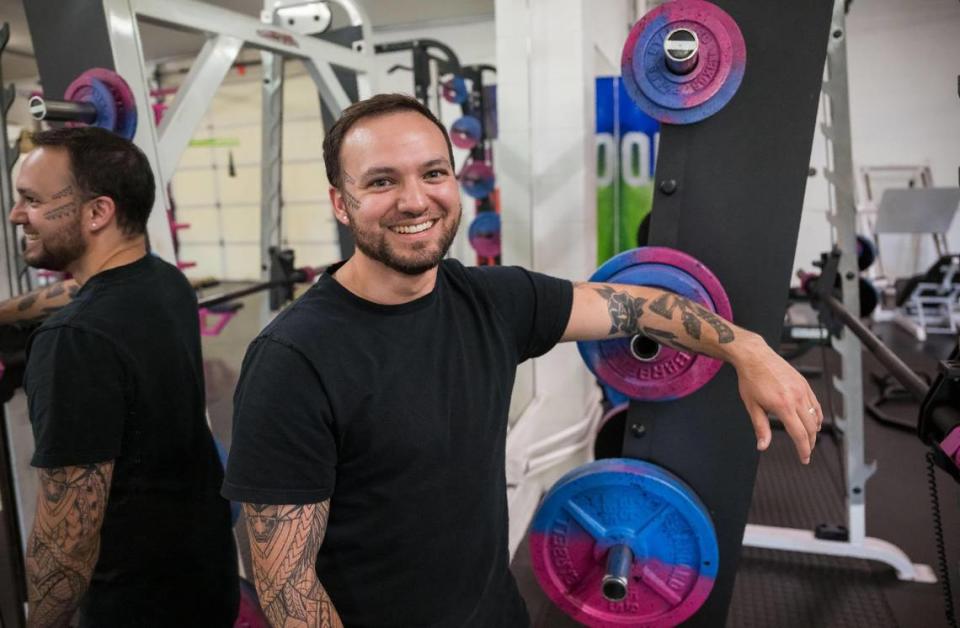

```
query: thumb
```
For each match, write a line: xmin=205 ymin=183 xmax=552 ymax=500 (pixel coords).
xmin=746 ymin=401 xmax=773 ymax=451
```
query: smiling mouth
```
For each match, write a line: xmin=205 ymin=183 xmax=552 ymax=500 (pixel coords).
xmin=390 ymin=220 xmax=435 ymax=235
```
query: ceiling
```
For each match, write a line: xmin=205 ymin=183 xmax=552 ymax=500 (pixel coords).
xmin=0 ymin=0 xmax=494 ymax=81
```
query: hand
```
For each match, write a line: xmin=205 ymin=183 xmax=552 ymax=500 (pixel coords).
xmin=730 ymin=333 xmax=822 ymax=464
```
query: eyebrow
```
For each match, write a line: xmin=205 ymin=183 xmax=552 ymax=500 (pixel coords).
xmin=15 ymin=187 xmax=38 ymax=198
xmin=359 ymin=158 xmax=452 ymax=180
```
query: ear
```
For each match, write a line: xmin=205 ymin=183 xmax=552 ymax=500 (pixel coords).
xmin=87 ymin=196 xmax=117 ymax=233
xmin=328 ymin=186 xmax=350 ymax=226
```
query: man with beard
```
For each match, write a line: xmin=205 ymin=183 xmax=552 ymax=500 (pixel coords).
xmin=11 ymin=127 xmax=239 ymax=627
xmin=223 ymin=94 xmax=822 ymax=627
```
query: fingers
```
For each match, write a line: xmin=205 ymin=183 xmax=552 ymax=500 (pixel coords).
xmin=783 ymin=406 xmax=813 ymax=464
xmin=746 ymin=402 xmax=773 ymax=452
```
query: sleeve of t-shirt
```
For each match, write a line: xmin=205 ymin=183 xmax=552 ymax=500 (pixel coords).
xmin=25 ymin=326 xmax=127 ymax=468
xmin=222 ymin=336 xmax=337 ymax=505
xmin=474 ymin=266 xmax=574 ymax=362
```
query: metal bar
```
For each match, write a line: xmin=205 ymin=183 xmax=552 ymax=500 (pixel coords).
xmin=303 ymin=59 xmax=352 ymax=116
xmin=102 ymin=0 xmax=177 ymax=264
xmin=823 ymin=294 xmax=929 ymax=400
xmin=131 ymin=0 xmax=370 ymax=72
xmin=157 ymin=34 xmax=243 ymax=176
xmin=28 ymin=97 xmax=99 ymax=123
xmin=823 ymin=0 xmax=872 ymax=543
xmin=197 ymin=279 xmax=288 ymax=308
xmin=601 ymin=544 xmax=633 ymax=602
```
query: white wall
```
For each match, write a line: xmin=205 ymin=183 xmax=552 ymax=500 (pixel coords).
xmin=795 ymin=0 xmax=960 ymax=283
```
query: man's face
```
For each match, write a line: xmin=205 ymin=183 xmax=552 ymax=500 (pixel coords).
xmin=333 ymin=110 xmax=461 ymax=276
xmin=10 ymin=147 xmax=87 ymax=271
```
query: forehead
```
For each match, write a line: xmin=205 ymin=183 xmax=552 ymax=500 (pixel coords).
xmin=16 ymin=147 xmax=72 ymax=190
xmin=340 ymin=110 xmax=448 ymax=171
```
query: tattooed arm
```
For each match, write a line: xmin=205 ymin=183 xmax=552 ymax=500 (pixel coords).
xmin=26 ymin=462 xmax=113 ymax=628
xmin=562 ymin=283 xmax=821 ymax=463
xmin=0 ymin=280 xmax=80 ymax=326
xmin=243 ymin=501 xmax=343 ymax=628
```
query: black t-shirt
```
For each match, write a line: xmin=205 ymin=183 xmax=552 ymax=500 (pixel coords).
xmin=223 ymin=259 xmax=573 ymax=627
xmin=24 ymin=255 xmax=239 ymax=627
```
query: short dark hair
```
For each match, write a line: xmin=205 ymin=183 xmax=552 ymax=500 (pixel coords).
xmin=322 ymin=93 xmax=455 ymax=189
xmin=30 ymin=126 xmax=155 ymax=236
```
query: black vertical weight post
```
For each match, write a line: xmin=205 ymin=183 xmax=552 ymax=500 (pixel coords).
xmin=620 ymin=1 xmax=834 ymax=625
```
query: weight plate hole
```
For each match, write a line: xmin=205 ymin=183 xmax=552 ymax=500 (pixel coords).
xmin=630 ymin=334 xmax=661 ymax=361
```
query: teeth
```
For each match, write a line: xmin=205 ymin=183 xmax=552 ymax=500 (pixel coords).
xmin=392 ymin=220 xmax=434 ymax=234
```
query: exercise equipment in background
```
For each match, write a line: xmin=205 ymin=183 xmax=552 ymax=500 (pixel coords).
xmin=467 ymin=211 xmax=501 ymax=259
xmin=28 ymin=68 xmax=137 ymax=140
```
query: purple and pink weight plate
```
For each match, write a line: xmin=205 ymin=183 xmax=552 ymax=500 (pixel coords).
xmin=621 ymin=0 xmax=746 ymax=124
xmin=577 ymin=247 xmax=732 ymax=401
xmin=64 ymin=68 xmax=138 ymax=140
xmin=530 ymin=458 xmax=718 ymax=627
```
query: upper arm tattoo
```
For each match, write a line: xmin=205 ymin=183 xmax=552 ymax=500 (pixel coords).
xmin=244 ymin=501 xmax=341 ymax=628
xmin=27 ymin=462 xmax=113 ymax=628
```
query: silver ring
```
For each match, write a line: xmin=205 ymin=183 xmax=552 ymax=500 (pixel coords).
xmin=808 ymin=407 xmax=817 ymax=415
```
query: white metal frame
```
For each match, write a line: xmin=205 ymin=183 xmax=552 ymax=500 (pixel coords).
xmin=741 ymin=0 xmax=935 ymax=584
xmin=98 ymin=0 xmax=375 ymax=264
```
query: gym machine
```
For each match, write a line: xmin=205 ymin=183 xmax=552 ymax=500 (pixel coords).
xmin=374 ymin=39 xmax=501 ymax=266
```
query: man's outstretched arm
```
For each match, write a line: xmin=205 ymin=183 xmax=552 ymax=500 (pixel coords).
xmin=26 ymin=462 xmax=113 ymax=628
xmin=561 ymin=282 xmax=821 ymax=463
xmin=243 ymin=500 xmax=343 ymax=628
xmin=0 ymin=280 xmax=80 ymax=326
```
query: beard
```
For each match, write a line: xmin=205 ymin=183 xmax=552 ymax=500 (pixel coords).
xmin=23 ymin=217 xmax=86 ymax=271
xmin=348 ymin=210 xmax=461 ymax=276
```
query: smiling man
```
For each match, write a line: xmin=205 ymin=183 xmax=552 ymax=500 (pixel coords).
xmin=12 ymin=127 xmax=239 ymax=627
xmin=223 ymin=93 xmax=821 ymax=627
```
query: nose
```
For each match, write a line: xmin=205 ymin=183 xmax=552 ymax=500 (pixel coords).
xmin=8 ymin=199 xmax=27 ymax=226
xmin=396 ymin=177 xmax=429 ymax=215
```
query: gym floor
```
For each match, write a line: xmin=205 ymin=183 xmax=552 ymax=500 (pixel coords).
xmin=199 ymin=287 xmax=958 ymax=627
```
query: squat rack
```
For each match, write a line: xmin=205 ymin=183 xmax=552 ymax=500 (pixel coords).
xmin=740 ymin=0 xmax=935 ymax=583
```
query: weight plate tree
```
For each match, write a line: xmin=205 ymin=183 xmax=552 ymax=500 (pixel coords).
xmin=618 ymin=0 xmax=833 ymax=625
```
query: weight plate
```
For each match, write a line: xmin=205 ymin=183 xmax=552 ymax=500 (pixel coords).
xmin=235 ymin=578 xmax=269 ymax=627
xmin=64 ymin=68 xmax=138 ymax=140
xmin=460 ymin=161 xmax=495 ymax=199
xmin=468 ymin=211 xmax=501 ymax=257
xmin=450 ymin=115 xmax=482 ymax=149
xmin=530 ymin=458 xmax=718 ymax=627
xmin=577 ymin=247 xmax=732 ymax=400
xmin=621 ymin=0 xmax=746 ymax=124
xmin=441 ymin=76 xmax=468 ymax=104
xmin=856 ymin=235 xmax=876 ymax=272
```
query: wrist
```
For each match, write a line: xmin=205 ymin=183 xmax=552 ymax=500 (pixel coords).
xmin=722 ymin=329 xmax=765 ymax=368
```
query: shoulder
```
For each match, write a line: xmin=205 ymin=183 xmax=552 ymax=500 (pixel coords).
xmin=255 ymin=282 xmax=338 ymax=347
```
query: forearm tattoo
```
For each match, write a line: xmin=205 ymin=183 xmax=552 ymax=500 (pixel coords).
xmin=7 ymin=282 xmax=79 ymax=320
xmin=244 ymin=502 xmax=342 ymax=628
xmin=594 ymin=285 xmax=735 ymax=346
xmin=26 ymin=463 xmax=112 ymax=628
xmin=594 ymin=286 xmax=647 ymax=335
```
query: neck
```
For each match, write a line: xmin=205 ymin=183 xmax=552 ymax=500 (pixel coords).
xmin=69 ymin=236 xmax=148 ymax=286
xmin=334 ymin=252 xmax=438 ymax=305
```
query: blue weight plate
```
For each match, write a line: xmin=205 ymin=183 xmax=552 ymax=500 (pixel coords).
xmin=530 ymin=458 xmax=718 ymax=627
